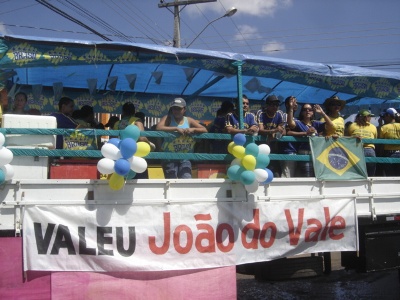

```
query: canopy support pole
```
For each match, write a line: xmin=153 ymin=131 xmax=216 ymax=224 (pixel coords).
xmin=233 ymin=60 xmax=244 ymax=129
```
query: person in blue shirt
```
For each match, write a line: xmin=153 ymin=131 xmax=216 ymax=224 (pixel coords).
xmin=286 ymin=102 xmax=334 ymax=177
xmin=225 ymin=95 xmax=258 ymax=135
xmin=50 ymin=97 xmax=78 ymax=149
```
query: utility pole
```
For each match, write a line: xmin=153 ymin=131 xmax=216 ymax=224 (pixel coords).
xmin=158 ymin=0 xmax=217 ymax=48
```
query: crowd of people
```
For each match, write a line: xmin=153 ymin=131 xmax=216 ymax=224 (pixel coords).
xmin=3 ymin=92 xmax=400 ymax=179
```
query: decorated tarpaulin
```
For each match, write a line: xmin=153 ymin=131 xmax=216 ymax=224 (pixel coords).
xmin=0 ymin=34 xmax=400 ymax=117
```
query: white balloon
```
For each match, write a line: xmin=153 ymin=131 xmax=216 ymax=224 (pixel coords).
xmin=130 ymin=156 xmax=147 ymax=173
xmin=1 ymin=164 xmax=14 ymax=180
xmin=0 ymin=133 xmax=5 ymax=148
xmin=254 ymin=168 xmax=269 ymax=183
xmin=0 ymin=147 xmax=13 ymax=165
xmin=97 ymin=158 xmax=115 ymax=175
xmin=101 ymin=143 xmax=122 ymax=161
xmin=258 ymin=144 xmax=271 ymax=155
xmin=230 ymin=157 xmax=242 ymax=166
xmin=245 ymin=180 xmax=259 ymax=193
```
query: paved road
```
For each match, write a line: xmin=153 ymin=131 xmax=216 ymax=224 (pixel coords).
xmin=237 ymin=253 xmax=400 ymax=300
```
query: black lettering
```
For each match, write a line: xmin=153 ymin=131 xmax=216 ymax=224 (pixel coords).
xmin=78 ymin=227 xmax=96 ymax=255
xmin=50 ymin=225 xmax=76 ymax=255
xmin=34 ymin=222 xmax=55 ymax=254
xmin=116 ymin=227 xmax=136 ymax=257
xmin=97 ymin=227 xmax=113 ymax=256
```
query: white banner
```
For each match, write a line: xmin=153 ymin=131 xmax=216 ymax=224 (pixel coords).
xmin=23 ymin=199 xmax=356 ymax=272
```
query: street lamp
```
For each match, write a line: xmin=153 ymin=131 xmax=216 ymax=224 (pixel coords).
xmin=186 ymin=7 xmax=237 ymax=48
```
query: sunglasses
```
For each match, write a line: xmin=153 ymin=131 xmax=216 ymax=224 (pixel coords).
xmin=267 ymin=103 xmax=280 ymax=107
xmin=330 ymin=102 xmax=342 ymax=107
xmin=302 ymin=108 xmax=313 ymax=112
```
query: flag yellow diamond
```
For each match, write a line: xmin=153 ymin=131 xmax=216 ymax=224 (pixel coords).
xmin=316 ymin=140 xmax=360 ymax=176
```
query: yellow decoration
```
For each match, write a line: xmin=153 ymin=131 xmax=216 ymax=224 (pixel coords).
xmin=227 ymin=141 xmax=235 ymax=154
xmin=232 ymin=145 xmax=246 ymax=159
xmin=136 ymin=142 xmax=151 ymax=157
xmin=242 ymin=154 xmax=256 ymax=171
xmin=109 ymin=173 xmax=125 ymax=190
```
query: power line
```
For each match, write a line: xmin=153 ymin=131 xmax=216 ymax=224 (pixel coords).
xmin=56 ymin=0 xmax=132 ymax=42
xmin=35 ymin=0 xmax=112 ymax=41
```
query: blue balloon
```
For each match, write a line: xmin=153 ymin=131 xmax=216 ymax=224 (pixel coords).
xmin=262 ymin=168 xmax=274 ymax=184
xmin=233 ymin=133 xmax=246 ymax=146
xmin=227 ymin=165 xmax=245 ymax=181
xmin=0 ymin=169 xmax=5 ymax=184
xmin=108 ymin=138 xmax=121 ymax=148
xmin=256 ymin=154 xmax=270 ymax=169
xmin=114 ymin=158 xmax=131 ymax=176
xmin=240 ymin=170 xmax=256 ymax=185
xmin=121 ymin=124 xmax=141 ymax=141
xmin=126 ymin=169 xmax=137 ymax=180
xmin=119 ymin=138 xmax=137 ymax=159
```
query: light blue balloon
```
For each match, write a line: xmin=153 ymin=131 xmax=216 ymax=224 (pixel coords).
xmin=119 ymin=138 xmax=137 ymax=159
xmin=126 ymin=170 xmax=137 ymax=180
xmin=245 ymin=143 xmax=259 ymax=157
xmin=227 ymin=165 xmax=245 ymax=181
xmin=262 ymin=168 xmax=274 ymax=184
xmin=240 ymin=170 xmax=256 ymax=185
xmin=256 ymin=154 xmax=270 ymax=169
xmin=114 ymin=158 xmax=131 ymax=176
xmin=0 ymin=169 xmax=5 ymax=184
xmin=121 ymin=124 xmax=140 ymax=141
xmin=233 ymin=133 xmax=246 ymax=146
xmin=108 ymin=138 xmax=121 ymax=148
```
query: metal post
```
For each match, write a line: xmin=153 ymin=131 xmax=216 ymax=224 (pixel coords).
xmin=233 ymin=60 xmax=244 ymax=129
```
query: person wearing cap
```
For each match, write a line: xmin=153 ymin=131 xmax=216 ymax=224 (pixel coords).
xmin=322 ymin=95 xmax=346 ymax=136
xmin=346 ymin=109 xmax=377 ymax=176
xmin=378 ymin=108 xmax=400 ymax=176
xmin=156 ymin=97 xmax=207 ymax=179
xmin=208 ymin=100 xmax=235 ymax=154
xmin=225 ymin=95 xmax=258 ymax=135
xmin=256 ymin=94 xmax=285 ymax=177
xmin=105 ymin=116 xmax=119 ymax=129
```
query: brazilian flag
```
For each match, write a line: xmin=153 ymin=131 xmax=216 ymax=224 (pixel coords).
xmin=310 ymin=137 xmax=367 ymax=180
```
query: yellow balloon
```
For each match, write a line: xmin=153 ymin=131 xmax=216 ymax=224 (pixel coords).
xmin=242 ymin=154 xmax=256 ymax=170
xmin=135 ymin=142 xmax=151 ymax=157
xmin=232 ymin=145 xmax=246 ymax=159
xmin=227 ymin=141 xmax=235 ymax=154
xmin=109 ymin=173 xmax=125 ymax=190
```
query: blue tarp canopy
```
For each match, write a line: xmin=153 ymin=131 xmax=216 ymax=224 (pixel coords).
xmin=0 ymin=34 xmax=399 ymax=118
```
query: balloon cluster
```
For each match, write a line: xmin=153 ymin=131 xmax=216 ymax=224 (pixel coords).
xmin=0 ymin=133 xmax=14 ymax=184
xmin=97 ymin=125 xmax=150 ymax=190
xmin=227 ymin=133 xmax=274 ymax=193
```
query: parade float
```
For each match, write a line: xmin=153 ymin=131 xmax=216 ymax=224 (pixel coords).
xmin=0 ymin=34 xmax=400 ymax=299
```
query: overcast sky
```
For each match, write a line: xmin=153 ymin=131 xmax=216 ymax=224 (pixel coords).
xmin=1 ymin=0 xmax=399 ymax=72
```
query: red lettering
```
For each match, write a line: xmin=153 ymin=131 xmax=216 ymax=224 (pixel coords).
xmin=149 ymin=212 xmax=170 ymax=254
xmin=305 ymin=219 xmax=322 ymax=242
xmin=241 ymin=209 xmax=260 ymax=249
xmin=259 ymin=222 xmax=276 ymax=248
xmin=285 ymin=208 xmax=304 ymax=246
xmin=328 ymin=216 xmax=346 ymax=240
xmin=174 ymin=225 xmax=193 ymax=254
xmin=195 ymin=214 xmax=215 ymax=253
xmin=216 ymin=224 xmax=234 ymax=252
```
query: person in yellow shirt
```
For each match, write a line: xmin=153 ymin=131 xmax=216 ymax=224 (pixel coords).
xmin=378 ymin=108 xmax=400 ymax=176
xmin=321 ymin=95 xmax=346 ymax=136
xmin=346 ymin=109 xmax=377 ymax=176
